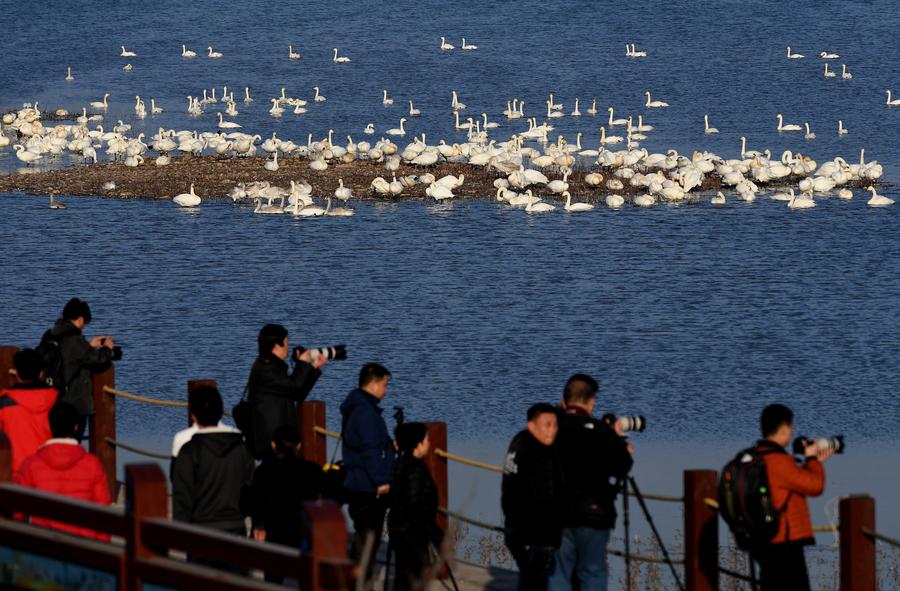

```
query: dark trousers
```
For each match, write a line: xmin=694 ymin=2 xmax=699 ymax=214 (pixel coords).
xmin=506 ymin=539 xmax=556 ymax=591
xmin=752 ymin=542 xmax=811 ymax=591
xmin=348 ymin=491 xmax=389 ymax=583
xmin=389 ymin=529 xmax=431 ymax=591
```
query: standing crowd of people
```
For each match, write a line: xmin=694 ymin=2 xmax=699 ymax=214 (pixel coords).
xmin=0 ymin=299 xmax=833 ymax=591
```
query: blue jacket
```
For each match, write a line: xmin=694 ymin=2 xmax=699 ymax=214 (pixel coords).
xmin=340 ymin=389 xmax=394 ymax=493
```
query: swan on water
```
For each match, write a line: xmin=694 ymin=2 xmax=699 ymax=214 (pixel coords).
xmin=838 ymin=120 xmax=848 ymax=136
xmin=866 ymin=186 xmax=894 ymax=207
xmin=440 ymin=37 xmax=455 ymax=50
xmin=217 ymin=112 xmax=241 ymax=129
xmin=837 ymin=189 xmax=853 ymax=200
xmin=628 ymin=44 xmax=647 ymax=58
xmin=704 ymin=115 xmax=718 ymax=135
xmin=563 ymin=191 xmax=594 ymax=212
xmin=151 ymin=99 xmax=163 ymax=114
xmin=788 ymin=190 xmax=815 ymax=209
xmin=332 ymin=48 xmax=350 ymax=63
xmin=122 ymin=63 xmax=133 ymax=72
xmin=325 ymin=196 xmax=354 ymax=216
xmin=386 ymin=118 xmax=407 ymax=136
xmin=13 ymin=145 xmax=42 ymax=165
xmin=841 ymin=64 xmax=852 ymax=80
xmin=633 ymin=194 xmax=655 ymax=207
xmin=571 ymin=98 xmax=581 ymax=117
xmin=364 ymin=123 xmax=375 ymax=134
xmin=244 ymin=87 xmax=253 ymax=103
xmin=452 ymin=90 xmax=466 ymax=110
xmin=173 ymin=184 xmax=201 ymax=207
xmin=461 ymin=38 xmax=478 ymax=50
xmin=313 ymin=86 xmax=326 ymax=103
xmin=711 ymin=191 xmax=726 ymax=205
xmin=644 ymin=92 xmax=668 ymax=108
xmin=207 ymin=46 xmax=222 ymax=58
xmin=120 ymin=46 xmax=136 ymax=57
xmin=606 ymin=194 xmax=625 ymax=208
xmin=820 ymin=51 xmax=839 ymax=59
xmin=65 ymin=67 xmax=74 ymax=81
xmin=823 ymin=63 xmax=836 ymax=78
xmin=586 ymin=99 xmax=598 ymax=115
xmin=181 ymin=44 xmax=196 ymax=57
xmin=804 ymin=122 xmax=816 ymax=140
xmin=886 ymin=90 xmax=900 ymax=106
xmin=776 ymin=114 xmax=802 ymax=131
xmin=288 ymin=45 xmax=300 ymax=60
xmin=408 ymin=100 xmax=421 ymax=116
xmin=607 ymin=107 xmax=627 ymax=126
xmin=254 ymin=196 xmax=285 ymax=214
xmin=525 ymin=192 xmax=555 ymax=213
xmin=90 ymin=93 xmax=110 ymax=110
xmin=382 ymin=90 xmax=393 ymax=106
xmin=786 ymin=47 xmax=804 ymax=59
xmin=49 ymin=195 xmax=66 ymax=209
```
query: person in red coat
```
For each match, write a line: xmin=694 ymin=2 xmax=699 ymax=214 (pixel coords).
xmin=14 ymin=402 xmax=111 ymax=541
xmin=0 ymin=349 xmax=57 ymax=471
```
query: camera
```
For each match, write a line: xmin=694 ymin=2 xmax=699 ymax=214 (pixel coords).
xmin=602 ymin=414 xmax=647 ymax=434
xmin=792 ymin=435 xmax=845 ymax=455
xmin=293 ymin=345 xmax=347 ymax=363
xmin=111 ymin=346 xmax=123 ymax=361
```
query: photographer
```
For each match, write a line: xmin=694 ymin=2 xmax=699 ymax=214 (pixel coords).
xmin=247 ymin=324 xmax=326 ymax=458
xmin=42 ymin=298 xmax=117 ymax=441
xmin=752 ymin=404 xmax=830 ymax=591
xmin=548 ymin=374 xmax=633 ymax=591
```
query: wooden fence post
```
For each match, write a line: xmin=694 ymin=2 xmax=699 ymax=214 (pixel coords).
xmin=90 ymin=364 xmax=116 ymax=499
xmin=840 ymin=495 xmax=875 ymax=591
xmin=299 ymin=400 xmax=327 ymax=465
xmin=684 ymin=470 xmax=718 ymax=591
xmin=125 ymin=463 xmax=169 ymax=591
xmin=187 ymin=379 xmax=218 ymax=426
xmin=0 ymin=346 xmax=19 ymax=390
xmin=0 ymin=432 xmax=11 ymax=483
xmin=301 ymin=500 xmax=350 ymax=591
xmin=423 ymin=423 xmax=449 ymax=535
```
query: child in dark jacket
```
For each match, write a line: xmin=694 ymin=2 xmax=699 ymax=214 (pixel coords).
xmin=388 ymin=422 xmax=443 ymax=591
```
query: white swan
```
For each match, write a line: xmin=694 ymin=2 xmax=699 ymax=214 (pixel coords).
xmin=334 ymin=179 xmax=353 ymax=203
xmin=382 ymin=90 xmax=393 ymax=106
xmin=606 ymin=194 xmax=625 ymax=208
xmin=288 ymin=45 xmax=300 ymax=60
xmin=264 ymin=151 xmax=279 ymax=172
xmin=645 ymin=91 xmax=669 ymax=108
xmin=90 ymin=93 xmax=110 ymax=110
xmin=525 ymin=192 xmax=555 ymax=213
xmin=570 ymin=98 xmax=581 ymax=117
xmin=386 ymin=118 xmax=407 ymax=136
xmin=451 ymin=90 xmax=466 ymax=110
xmin=332 ymin=48 xmax=350 ymax=63
xmin=837 ymin=189 xmax=853 ymax=200
xmin=711 ymin=191 xmax=726 ymax=205
xmin=704 ymin=115 xmax=719 ymax=135
xmin=49 ymin=195 xmax=66 ymax=209
xmin=364 ymin=123 xmax=375 ymax=134
xmin=151 ymin=99 xmax=163 ymax=114
xmin=461 ymin=38 xmax=478 ymax=50
xmin=325 ymin=196 xmax=354 ymax=216
xmin=820 ymin=51 xmax=839 ymax=59
xmin=244 ymin=87 xmax=253 ymax=103
xmin=482 ymin=112 xmax=499 ymax=128
xmin=120 ymin=46 xmax=136 ymax=57
xmin=841 ymin=64 xmax=852 ymax=80
xmin=866 ymin=186 xmax=894 ymax=207
xmin=313 ymin=86 xmax=326 ymax=103
xmin=65 ymin=67 xmax=74 ymax=81
xmin=788 ymin=190 xmax=816 ymax=209
xmin=254 ymin=197 xmax=284 ymax=214
xmin=823 ymin=63 xmax=836 ymax=78
xmin=563 ymin=191 xmax=593 ymax=212
xmin=804 ymin=122 xmax=816 ymax=140
xmin=440 ymin=36 xmax=455 ymax=50
xmin=776 ymin=114 xmax=802 ymax=131
xmin=786 ymin=47 xmax=804 ymax=59
xmin=886 ymin=90 xmax=900 ymax=106
xmin=838 ymin=120 xmax=848 ymax=136
xmin=173 ymin=184 xmax=201 ymax=207
xmin=607 ymin=107 xmax=627 ymax=126
xmin=586 ymin=99 xmax=598 ymax=116
xmin=217 ymin=112 xmax=241 ymax=129
xmin=294 ymin=200 xmax=326 ymax=217
xmin=181 ymin=44 xmax=196 ymax=58
xmin=633 ymin=194 xmax=655 ymax=207
xmin=629 ymin=44 xmax=647 ymax=58
xmin=13 ymin=145 xmax=42 ymax=165
xmin=408 ymin=100 xmax=421 ymax=116
xmin=207 ymin=46 xmax=222 ymax=58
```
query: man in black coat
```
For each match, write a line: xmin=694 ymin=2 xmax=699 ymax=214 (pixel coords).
xmin=247 ymin=324 xmax=326 ymax=458
xmin=43 ymin=298 xmax=116 ymax=440
xmin=501 ymin=403 xmax=565 ymax=591
xmin=547 ymin=374 xmax=633 ymax=591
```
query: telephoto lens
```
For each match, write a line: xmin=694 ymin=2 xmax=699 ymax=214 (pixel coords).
xmin=617 ymin=415 xmax=647 ymax=433
xmin=306 ymin=345 xmax=348 ymax=363
xmin=792 ymin=435 xmax=845 ymax=455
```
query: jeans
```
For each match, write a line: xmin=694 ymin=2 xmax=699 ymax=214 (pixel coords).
xmin=547 ymin=527 xmax=611 ymax=591
xmin=506 ymin=539 xmax=556 ymax=591
xmin=752 ymin=542 xmax=811 ymax=591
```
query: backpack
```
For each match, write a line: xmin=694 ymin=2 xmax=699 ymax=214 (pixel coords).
xmin=36 ymin=329 xmax=70 ymax=396
xmin=718 ymin=446 xmax=786 ymax=551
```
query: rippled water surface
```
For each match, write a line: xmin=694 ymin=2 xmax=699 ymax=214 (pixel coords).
xmin=1 ymin=0 xmax=899 ymax=447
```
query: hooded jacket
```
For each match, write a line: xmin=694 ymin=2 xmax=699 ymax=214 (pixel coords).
xmin=249 ymin=453 xmax=323 ymax=545
xmin=14 ymin=439 xmax=111 ymax=541
xmin=47 ymin=319 xmax=114 ymax=415
xmin=758 ymin=440 xmax=825 ymax=545
xmin=0 ymin=383 xmax=57 ymax=471
xmin=388 ymin=454 xmax=443 ymax=547
xmin=172 ymin=428 xmax=255 ymax=532
xmin=247 ymin=355 xmax=320 ymax=457
xmin=340 ymin=388 xmax=394 ymax=493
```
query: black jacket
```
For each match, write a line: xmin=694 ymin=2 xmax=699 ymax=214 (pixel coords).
xmin=172 ymin=429 xmax=255 ymax=532
xmin=555 ymin=408 xmax=633 ymax=529
xmin=247 ymin=354 xmax=320 ymax=456
xmin=249 ymin=453 xmax=323 ymax=546
xmin=388 ymin=454 xmax=443 ymax=547
xmin=501 ymin=430 xmax=565 ymax=547
xmin=340 ymin=389 xmax=394 ymax=493
xmin=48 ymin=319 xmax=114 ymax=415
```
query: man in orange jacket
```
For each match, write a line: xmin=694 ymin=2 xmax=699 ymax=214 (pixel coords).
xmin=754 ymin=404 xmax=832 ymax=591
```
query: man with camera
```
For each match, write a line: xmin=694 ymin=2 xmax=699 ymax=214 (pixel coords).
xmin=548 ymin=374 xmax=633 ymax=591
xmin=42 ymin=298 xmax=118 ymax=441
xmin=246 ymin=324 xmax=328 ymax=458
xmin=752 ymin=404 xmax=831 ymax=591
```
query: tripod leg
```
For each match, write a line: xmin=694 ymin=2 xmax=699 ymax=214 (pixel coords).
xmin=628 ymin=476 xmax=685 ymax=591
xmin=623 ymin=479 xmax=631 ymax=591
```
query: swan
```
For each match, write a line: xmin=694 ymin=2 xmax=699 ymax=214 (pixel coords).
xmin=294 ymin=200 xmax=327 ymax=217
xmin=841 ymin=64 xmax=852 ymax=80
xmin=546 ymin=170 xmax=570 ymax=194
xmin=155 ymin=155 xmax=171 ymax=166
xmin=207 ymin=46 xmax=222 ymax=58
xmin=426 ymin=181 xmax=454 ymax=201
xmin=823 ymin=63 xmax=836 ymax=78
xmin=570 ymin=98 xmax=581 ymax=117
xmin=629 ymin=44 xmax=647 ymax=58
xmin=90 ymin=93 xmax=110 ymax=110
xmin=546 ymin=101 xmax=563 ymax=119
xmin=264 ymin=151 xmax=279 ymax=172
xmin=606 ymin=194 xmax=625 ymax=208
xmin=704 ymin=115 xmax=718 ymax=135
xmin=461 ymin=38 xmax=478 ymax=50
xmin=820 ymin=51 xmax=839 ymax=59
xmin=173 ymin=184 xmax=201 ymax=207
xmin=804 ymin=122 xmax=816 ymax=140
xmin=254 ymin=196 xmax=285 ymax=214
xmin=244 ymin=87 xmax=253 ymax=103
xmin=313 ymin=86 xmax=326 ymax=103
xmin=332 ymin=48 xmax=350 ymax=63
xmin=122 ymin=63 xmax=133 ymax=72
xmin=386 ymin=118 xmax=407 ymax=136
xmin=65 ymin=67 xmax=74 ymax=81
xmin=151 ymin=99 xmax=163 ymax=114
xmin=788 ymin=190 xmax=816 ymax=209
xmin=866 ymin=186 xmax=894 ymax=207
xmin=408 ymin=100 xmax=421 ymax=116
xmin=886 ymin=90 xmax=900 ymax=106
xmin=13 ymin=145 xmax=42 ymax=165
xmin=440 ymin=36 xmax=455 ymax=50
xmin=382 ymin=90 xmax=393 ymax=106
xmin=124 ymin=154 xmax=144 ymax=167
xmin=837 ymin=189 xmax=853 ymax=200
xmin=217 ymin=112 xmax=241 ymax=129
xmin=525 ymin=192 xmax=555 ymax=213
xmin=607 ymin=107 xmax=628 ymax=126
xmin=49 ymin=195 xmax=67 ymax=209
xmin=181 ymin=44 xmax=196 ymax=57
xmin=563 ymin=191 xmax=594 ymax=212
xmin=325 ymin=196 xmax=354 ymax=216
xmin=482 ymin=113 xmax=499 ymax=129
xmin=776 ymin=114 xmax=802 ymax=131
xmin=838 ymin=120 xmax=848 ymax=136
xmin=633 ymin=194 xmax=655 ymax=207
xmin=364 ymin=123 xmax=375 ymax=135
xmin=269 ymin=98 xmax=284 ymax=116
xmin=711 ymin=191 xmax=726 ymax=205
xmin=586 ymin=99 xmax=598 ymax=116
xmin=644 ymin=92 xmax=669 ymax=108
xmin=288 ymin=45 xmax=300 ymax=60
xmin=120 ymin=46 xmax=136 ymax=57
xmin=334 ymin=179 xmax=353 ymax=203
xmin=786 ymin=47 xmax=804 ymax=59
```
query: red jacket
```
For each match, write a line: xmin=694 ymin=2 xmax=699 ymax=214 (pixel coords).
xmin=761 ymin=442 xmax=825 ymax=544
xmin=0 ymin=383 xmax=57 ymax=471
xmin=14 ymin=439 xmax=112 ymax=541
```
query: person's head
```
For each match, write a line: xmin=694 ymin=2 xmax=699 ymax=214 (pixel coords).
xmin=62 ymin=298 xmax=92 ymax=329
xmin=258 ymin=324 xmax=289 ymax=360
xmin=526 ymin=403 xmax=559 ymax=446
xmin=49 ymin=402 xmax=84 ymax=439
xmin=359 ymin=363 xmax=391 ymax=399
xmin=563 ymin=373 xmax=599 ymax=413
xmin=395 ymin=422 xmax=429 ymax=458
xmin=761 ymin=403 xmax=794 ymax=447
xmin=13 ymin=348 xmax=45 ymax=383
xmin=189 ymin=385 xmax=224 ymax=428
xmin=271 ymin=424 xmax=302 ymax=458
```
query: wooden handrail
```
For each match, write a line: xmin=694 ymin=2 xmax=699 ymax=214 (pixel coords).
xmin=135 ymin=556 xmax=287 ymax=591
xmin=0 ymin=482 xmax=127 ymax=537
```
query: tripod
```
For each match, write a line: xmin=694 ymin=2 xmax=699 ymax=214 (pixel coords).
xmin=622 ymin=475 xmax=685 ymax=591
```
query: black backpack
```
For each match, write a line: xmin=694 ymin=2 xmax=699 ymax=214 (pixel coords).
xmin=718 ymin=446 xmax=786 ymax=551
xmin=36 ymin=329 xmax=70 ymax=396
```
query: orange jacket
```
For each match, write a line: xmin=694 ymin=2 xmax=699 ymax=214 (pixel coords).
xmin=760 ymin=441 xmax=824 ymax=544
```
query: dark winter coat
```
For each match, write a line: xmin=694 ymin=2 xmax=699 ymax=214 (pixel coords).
xmin=501 ymin=430 xmax=565 ymax=548
xmin=172 ymin=429 xmax=255 ymax=532
xmin=249 ymin=453 xmax=323 ymax=546
xmin=247 ymin=354 xmax=320 ymax=457
xmin=340 ymin=389 xmax=394 ymax=493
xmin=0 ymin=383 xmax=57 ymax=471
xmin=554 ymin=408 xmax=633 ymax=529
xmin=48 ymin=319 xmax=114 ymax=415
xmin=388 ymin=454 xmax=443 ymax=547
